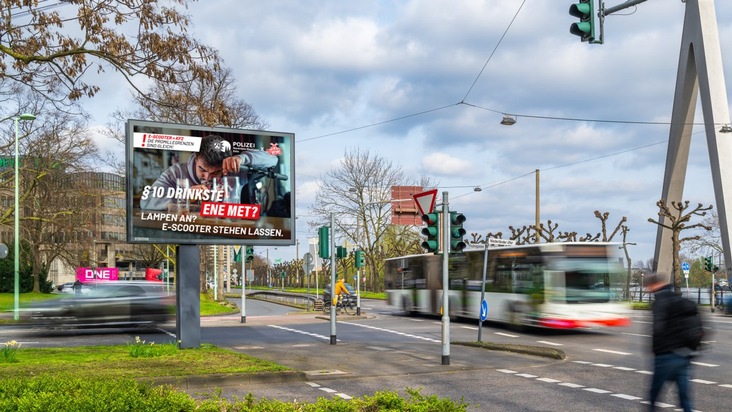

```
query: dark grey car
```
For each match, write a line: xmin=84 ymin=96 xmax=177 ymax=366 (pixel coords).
xmin=21 ymin=281 xmax=174 ymax=328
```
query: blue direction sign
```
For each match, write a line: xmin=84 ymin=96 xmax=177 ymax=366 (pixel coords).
xmin=480 ymin=299 xmax=488 ymax=322
xmin=682 ymin=262 xmax=690 ymax=272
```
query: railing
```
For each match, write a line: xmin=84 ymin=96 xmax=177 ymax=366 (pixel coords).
xmin=247 ymin=290 xmax=321 ymax=309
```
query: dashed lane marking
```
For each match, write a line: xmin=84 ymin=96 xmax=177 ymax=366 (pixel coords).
xmin=495 ymin=332 xmax=519 ymax=338
xmin=536 ymin=340 xmax=562 ymax=346
xmin=592 ymin=348 xmax=631 ymax=355
xmin=339 ymin=322 xmax=441 ymax=343
xmin=268 ymin=325 xmax=337 ymax=341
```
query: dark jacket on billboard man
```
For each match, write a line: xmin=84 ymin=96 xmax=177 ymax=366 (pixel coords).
xmin=140 ymin=135 xmax=278 ymax=211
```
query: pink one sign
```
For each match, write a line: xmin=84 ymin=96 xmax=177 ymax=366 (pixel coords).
xmin=76 ymin=267 xmax=119 ymax=282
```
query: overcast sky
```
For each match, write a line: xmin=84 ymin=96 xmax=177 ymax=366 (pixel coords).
xmin=89 ymin=0 xmax=732 ymax=266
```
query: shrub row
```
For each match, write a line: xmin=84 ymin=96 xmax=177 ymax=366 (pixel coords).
xmin=0 ymin=374 xmax=469 ymax=411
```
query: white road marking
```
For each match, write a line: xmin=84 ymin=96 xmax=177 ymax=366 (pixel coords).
xmin=613 ymin=366 xmax=636 ymax=371
xmin=621 ymin=332 xmax=650 ymax=337
xmin=340 ymin=321 xmax=441 ymax=343
xmin=536 ymin=340 xmax=562 ymax=346
xmin=583 ymin=388 xmax=611 ymax=394
xmin=305 ymin=382 xmax=320 ymax=388
xmin=408 ymin=318 xmax=424 ymax=322
xmin=719 ymin=384 xmax=732 ymax=388
xmin=572 ymin=360 xmax=592 ymax=364
xmin=692 ymin=361 xmax=719 ymax=367
xmin=612 ymin=394 xmax=642 ymax=400
xmin=635 ymin=370 xmax=653 ymax=375
xmin=336 ymin=393 xmax=352 ymax=399
xmin=592 ymin=363 xmax=613 ymax=368
xmin=558 ymin=383 xmax=585 ymax=388
xmin=268 ymin=325 xmax=336 ymax=341
xmin=319 ymin=388 xmax=337 ymax=393
xmin=495 ymin=332 xmax=519 ymax=338
xmin=593 ymin=348 xmax=631 ymax=355
xmin=691 ymin=379 xmax=717 ymax=385
xmin=515 ymin=373 xmax=537 ymax=378
xmin=497 ymin=369 xmax=517 ymax=374
xmin=537 ymin=378 xmax=561 ymax=383
xmin=461 ymin=326 xmax=478 ymax=330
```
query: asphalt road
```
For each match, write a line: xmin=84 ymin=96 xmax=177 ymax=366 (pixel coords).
xmin=5 ymin=297 xmax=732 ymax=411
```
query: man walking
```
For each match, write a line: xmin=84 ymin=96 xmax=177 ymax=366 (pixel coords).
xmin=644 ymin=273 xmax=697 ymax=411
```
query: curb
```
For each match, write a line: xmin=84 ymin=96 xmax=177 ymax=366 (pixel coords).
xmin=138 ymin=370 xmax=307 ymax=389
xmin=454 ymin=341 xmax=566 ymax=360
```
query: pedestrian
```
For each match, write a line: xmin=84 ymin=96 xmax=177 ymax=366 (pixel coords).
xmin=644 ymin=273 xmax=697 ymax=411
xmin=72 ymin=279 xmax=83 ymax=296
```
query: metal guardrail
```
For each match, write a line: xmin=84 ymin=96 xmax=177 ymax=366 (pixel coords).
xmin=247 ymin=290 xmax=321 ymax=309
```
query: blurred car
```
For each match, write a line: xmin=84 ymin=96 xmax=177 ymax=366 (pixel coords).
xmin=20 ymin=281 xmax=174 ymax=328
xmin=323 ymin=283 xmax=356 ymax=299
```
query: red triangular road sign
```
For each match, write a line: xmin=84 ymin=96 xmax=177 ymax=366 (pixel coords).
xmin=413 ymin=189 xmax=438 ymax=216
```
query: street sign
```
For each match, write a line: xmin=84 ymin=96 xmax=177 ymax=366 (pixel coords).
xmin=682 ymin=261 xmax=690 ymax=278
xmin=480 ymin=299 xmax=488 ymax=322
xmin=413 ymin=189 xmax=438 ymax=216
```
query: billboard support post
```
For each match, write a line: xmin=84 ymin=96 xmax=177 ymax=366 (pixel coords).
xmin=176 ymin=244 xmax=201 ymax=348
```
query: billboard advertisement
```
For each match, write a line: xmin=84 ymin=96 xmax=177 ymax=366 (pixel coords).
xmin=126 ymin=120 xmax=295 ymax=246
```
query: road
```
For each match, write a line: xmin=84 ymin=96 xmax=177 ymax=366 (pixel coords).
xmin=4 ymin=297 xmax=732 ymax=411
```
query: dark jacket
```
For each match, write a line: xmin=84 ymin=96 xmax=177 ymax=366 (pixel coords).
xmin=651 ymin=285 xmax=697 ymax=355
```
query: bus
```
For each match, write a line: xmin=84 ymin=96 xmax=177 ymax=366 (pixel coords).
xmin=384 ymin=242 xmax=631 ymax=329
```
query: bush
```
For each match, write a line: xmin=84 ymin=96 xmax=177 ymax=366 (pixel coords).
xmin=0 ymin=375 xmax=469 ymax=411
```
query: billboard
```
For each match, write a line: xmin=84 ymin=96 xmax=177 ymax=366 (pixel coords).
xmin=126 ymin=120 xmax=295 ymax=246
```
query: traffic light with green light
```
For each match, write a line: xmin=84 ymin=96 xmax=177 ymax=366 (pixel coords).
xmin=705 ymin=256 xmax=713 ymax=272
xmin=318 ymin=226 xmax=330 ymax=259
xmin=569 ymin=0 xmax=595 ymax=42
xmin=421 ymin=212 xmax=441 ymax=254
xmin=245 ymin=246 xmax=254 ymax=263
xmin=355 ymin=250 xmax=365 ymax=268
xmin=449 ymin=211 xmax=467 ymax=253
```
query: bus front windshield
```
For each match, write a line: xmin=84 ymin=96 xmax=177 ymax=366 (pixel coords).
xmin=548 ymin=258 xmax=620 ymax=303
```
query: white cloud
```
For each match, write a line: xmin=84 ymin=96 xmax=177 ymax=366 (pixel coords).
xmin=80 ymin=0 xmax=732 ymax=265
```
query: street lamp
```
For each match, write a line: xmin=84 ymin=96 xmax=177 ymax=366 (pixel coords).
xmin=14 ymin=113 xmax=36 ymax=320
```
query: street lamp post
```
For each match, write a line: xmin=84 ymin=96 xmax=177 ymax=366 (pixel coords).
xmin=13 ymin=113 xmax=36 ymax=320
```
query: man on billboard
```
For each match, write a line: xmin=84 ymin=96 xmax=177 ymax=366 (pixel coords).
xmin=140 ymin=134 xmax=278 ymax=211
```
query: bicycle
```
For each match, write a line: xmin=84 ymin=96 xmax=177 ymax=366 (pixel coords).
xmin=322 ymin=294 xmax=356 ymax=316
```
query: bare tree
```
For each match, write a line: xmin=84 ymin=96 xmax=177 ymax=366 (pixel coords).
xmin=0 ymin=88 xmax=106 ymax=291
xmin=311 ymin=148 xmax=435 ymax=291
xmin=648 ymin=200 xmax=712 ymax=292
xmin=0 ymin=0 xmax=220 ymax=106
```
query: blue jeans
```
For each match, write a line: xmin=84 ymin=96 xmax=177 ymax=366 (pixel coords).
xmin=649 ymin=352 xmax=692 ymax=411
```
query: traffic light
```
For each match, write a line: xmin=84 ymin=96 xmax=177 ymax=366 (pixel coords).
xmin=336 ymin=246 xmax=347 ymax=259
xmin=245 ymin=246 xmax=254 ymax=263
xmin=318 ymin=226 xmax=330 ymax=259
xmin=421 ymin=212 xmax=441 ymax=254
xmin=449 ymin=211 xmax=467 ymax=253
xmin=355 ymin=250 xmax=365 ymax=268
xmin=569 ymin=0 xmax=595 ymax=42
xmin=233 ymin=247 xmax=242 ymax=263
xmin=704 ymin=256 xmax=713 ymax=272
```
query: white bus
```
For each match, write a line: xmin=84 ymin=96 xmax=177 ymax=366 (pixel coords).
xmin=384 ymin=242 xmax=631 ymax=329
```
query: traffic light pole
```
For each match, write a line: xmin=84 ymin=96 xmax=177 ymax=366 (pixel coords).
xmin=329 ymin=213 xmax=337 ymax=345
xmin=441 ymin=191 xmax=450 ymax=365
xmin=240 ymin=245 xmax=247 ymax=324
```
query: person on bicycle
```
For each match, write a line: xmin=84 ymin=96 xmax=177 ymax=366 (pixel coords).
xmin=334 ymin=277 xmax=350 ymax=305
